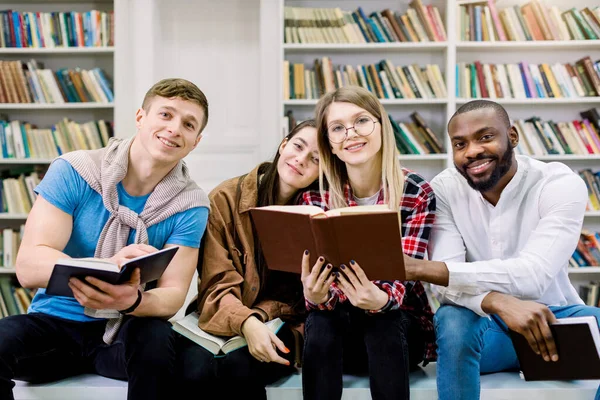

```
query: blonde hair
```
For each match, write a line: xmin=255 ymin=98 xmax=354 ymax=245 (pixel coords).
xmin=315 ymin=86 xmax=405 ymax=211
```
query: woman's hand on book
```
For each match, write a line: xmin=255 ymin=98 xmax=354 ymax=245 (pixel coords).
xmin=241 ymin=316 xmax=290 ymax=365
xmin=301 ymin=250 xmax=336 ymax=305
xmin=69 ymin=267 xmax=141 ymax=311
xmin=335 ymin=260 xmax=389 ymax=311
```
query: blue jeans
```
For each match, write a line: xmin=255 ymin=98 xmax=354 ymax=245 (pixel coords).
xmin=434 ymin=304 xmax=600 ymax=400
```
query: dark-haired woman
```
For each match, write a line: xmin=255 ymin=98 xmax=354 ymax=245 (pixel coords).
xmin=177 ymin=120 xmax=319 ymax=399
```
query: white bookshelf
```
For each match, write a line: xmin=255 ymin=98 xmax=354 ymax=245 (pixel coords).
xmin=456 ymin=40 xmax=600 ymax=50
xmin=0 ymin=103 xmax=114 ymax=110
xmin=569 ymin=267 xmax=600 ymax=274
xmin=260 ymin=0 xmax=600 ymax=287
xmin=0 ymin=0 xmax=115 ymax=278
xmin=0 ymin=47 xmax=115 ymax=55
xmin=0 ymin=269 xmax=17 ymax=275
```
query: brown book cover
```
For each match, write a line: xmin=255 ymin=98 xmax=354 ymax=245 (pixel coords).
xmin=510 ymin=316 xmax=600 ymax=381
xmin=367 ymin=64 xmax=385 ymax=98
xmin=410 ymin=111 xmax=443 ymax=152
xmin=249 ymin=205 xmax=405 ymax=281
xmin=409 ymin=0 xmax=436 ymax=41
xmin=577 ymin=56 xmax=600 ymax=97
xmin=382 ymin=9 xmax=407 ymax=42
xmin=69 ymin=70 xmax=90 ymax=102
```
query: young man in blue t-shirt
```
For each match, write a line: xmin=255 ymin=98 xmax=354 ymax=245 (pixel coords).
xmin=0 ymin=78 xmax=211 ymax=400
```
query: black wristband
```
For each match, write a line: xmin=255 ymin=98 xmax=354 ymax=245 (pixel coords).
xmin=119 ymin=289 xmax=143 ymax=315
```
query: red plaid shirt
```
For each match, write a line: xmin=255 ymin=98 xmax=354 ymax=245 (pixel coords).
xmin=302 ymin=168 xmax=437 ymax=363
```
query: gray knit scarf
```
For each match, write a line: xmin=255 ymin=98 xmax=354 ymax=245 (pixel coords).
xmin=60 ymin=136 xmax=209 ymax=344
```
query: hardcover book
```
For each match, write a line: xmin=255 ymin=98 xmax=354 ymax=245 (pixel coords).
xmin=510 ymin=316 xmax=600 ymax=381
xmin=46 ymin=246 xmax=179 ymax=297
xmin=249 ymin=204 xmax=405 ymax=281
xmin=173 ymin=312 xmax=285 ymax=356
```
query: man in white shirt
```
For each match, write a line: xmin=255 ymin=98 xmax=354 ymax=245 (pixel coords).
xmin=403 ymin=99 xmax=600 ymax=400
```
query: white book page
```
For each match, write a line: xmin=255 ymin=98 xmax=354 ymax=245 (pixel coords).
xmin=55 ymin=258 xmax=118 ymax=272
xmin=176 ymin=312 xmax=227 ymax=348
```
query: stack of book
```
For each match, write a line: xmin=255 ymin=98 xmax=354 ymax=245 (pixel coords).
xmin=0 ymin=9 xmax=114 ymax=48
xmin=456 ymin=56 xmax=600 ymax=99
xmin=0 ymin=171 xmax=40 ymax=215
xmin=580 ymin=168 xmax=600 ymax=211
xmin=513 ymin=108 xmax=600 ymax=156
xmin=390 ymin=112 xmax=444 ymax=155
xmin=284 ymin=0 xmax=446 ymax=44
xmin=0 ymin=59 xmax=113 ymax=104
xmin=0 ymin=225 xmax=24 ymax=268
xmin=284 ymin=58 xmax=446 ymax=100
xmin=0 ymin=276 xmax=33 ymax=319
xmin=0 ymin=118 xmax=112 ymax=160
xmin=458 ymin=0 xmax=600 ymax=41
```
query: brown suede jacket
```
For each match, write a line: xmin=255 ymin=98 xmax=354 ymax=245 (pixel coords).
xmin=197 ymin=164 xmax=301 ymax=337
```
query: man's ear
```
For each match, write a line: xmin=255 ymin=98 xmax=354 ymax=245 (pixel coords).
xmin=508 ymin=125 xmax=519 ymax=147
xmin=193 ymin=134 xmax=202 ymax=149
xmin=135 ymin=108 xmax=145 ymax=129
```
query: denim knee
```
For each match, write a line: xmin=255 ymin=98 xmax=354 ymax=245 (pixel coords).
xmin=434 ymin=305 xmax=483 ymax=357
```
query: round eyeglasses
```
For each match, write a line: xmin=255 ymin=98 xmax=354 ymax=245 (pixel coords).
xmin=326 ymin=116 xmax=379 ymax=144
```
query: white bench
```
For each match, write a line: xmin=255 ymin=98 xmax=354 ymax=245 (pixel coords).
xmin=14 ymin=363 xmax=600 ymax=400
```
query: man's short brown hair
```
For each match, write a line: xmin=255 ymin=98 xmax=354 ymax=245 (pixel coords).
xmin=142 ymin=78 xmax=209 ymax=133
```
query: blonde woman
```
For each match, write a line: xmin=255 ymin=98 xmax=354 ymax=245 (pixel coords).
xmin=299 ymin=86 xmax=436 ymax=400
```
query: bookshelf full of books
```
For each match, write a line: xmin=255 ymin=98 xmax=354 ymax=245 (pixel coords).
xmin=261 ymin=0 xmax=600 ymax=294
xmin=279 ymin=0 xmax=452 ymax=181
xmin=0 ymin=0 xmax=115 ymax=301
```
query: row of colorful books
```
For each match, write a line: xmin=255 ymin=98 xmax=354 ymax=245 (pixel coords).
xmin=389 ymin=112 xmax=443 ymax=154
xmin=580 ymin=169 xmax=600 ymax=211
xmin=0 ymin=277 xmax=32 ymax=319
xmin=456 ymin=56 xmax=600 ymax=99
xmin=284 ymin=58 xmax=446 ymax=100
xmin=0 ymin=9 xmax=114 ymax=48
xmin=0 ymin=59 xmax=113 ymax=104
xmin=0 ymin=172 xmax=40 ymax=215
xmin=572 ymin=230 xmax=600 ymax=269
xmin=284 ymin=0 xmax=446 ymax=44
xmin=514 ymin=109 xmax=600 ymax=156
xmin=459 ymin=1 xmax=600 ymax=42
xmin=0 ymin=225 xmax=23 ymax=270
xmin=0 ymin=119 xmax=113 ymax=160
xmin=283 ymin=110 xmax=442 ymax=154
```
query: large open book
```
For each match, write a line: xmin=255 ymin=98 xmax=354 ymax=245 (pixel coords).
xmin=249 ymin=204 xmax=405 ymax=281
xmin=46 ymin=246 xmax=179 ymax=297
xmin=173 ymin=312 xmax=285 ymax=355
xmin=510 ymin=316 xmax=600 ymax=381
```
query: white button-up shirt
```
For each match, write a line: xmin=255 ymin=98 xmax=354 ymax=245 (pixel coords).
xmin=429 ymin=155 xmax=587 ymax=316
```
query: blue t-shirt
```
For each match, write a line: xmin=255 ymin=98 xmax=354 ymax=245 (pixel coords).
xmin=28 ymin=158 xmax=209 ymax=322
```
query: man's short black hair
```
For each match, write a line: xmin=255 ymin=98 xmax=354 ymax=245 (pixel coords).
xmin=449 ymin=100 xmax=511 ymax=130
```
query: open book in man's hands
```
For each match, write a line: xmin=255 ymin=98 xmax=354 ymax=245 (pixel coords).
xmin=172 ymin=311 xmax=285 ymax=355
xmin=249 ymin=204 xmax=405 ymax=281
xmin=46 ymin=246 xmax=179 ymax=297
xmin=510 ymin=316 xmax=600 ymax=381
